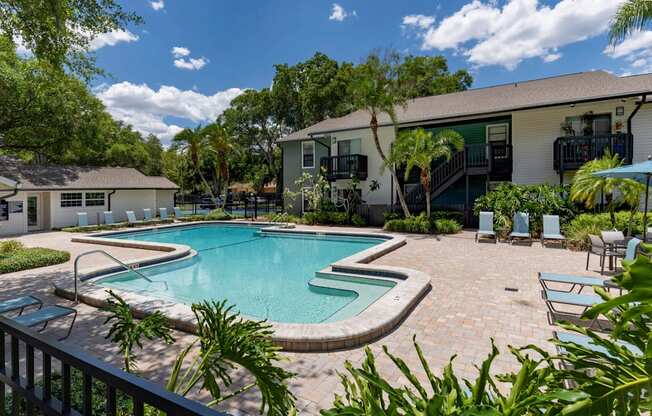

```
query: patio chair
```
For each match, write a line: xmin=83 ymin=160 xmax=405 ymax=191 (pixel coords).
xmin=541 ymin=215 xmax=566 ymax=247
xmin=13 ymin=305 xmax=77 ymax=341
xmin=475 ymin=211 xmax=496 ymax=243
xmin=509 ymin=212 xmax=531 ymax=244
xmin=77 ymin=212 xmax=89 ymax=227
xmin=159 ymin=207 xmax=168 ymax=220
xmin=542 ymin=289 xmax=605 ymax=330
xmin=621 ymin=237 xmax=642 ymax=267
xmin=103 ymin=211 xmax=115 ymax=225
xmin=601 ymin=230 xmax=627 ymax=272
xmin=173 ymin=207 xmax=185 ymax=218
xmin=0 ymin=296 xmax=42 ymax=315
xmin=126 ymin=210 xmax=143 ymax=225
xmin=538 ymin=272 xmax=614 ymax=294
xmin=554 ymin=331 xmax=640 ymax=357
xmin=586 ymin=234 xmax=610 ymax=275
xmin=143 ymin=208 xmax=156 ymax=222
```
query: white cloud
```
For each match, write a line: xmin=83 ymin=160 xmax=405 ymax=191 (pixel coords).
xmin=329 ymin=3 xmax=356 ymax=21
xmin=96 ymin=82 xmax=243 ymax=142
xmin=407 ymin=0 xmax=620 ymax=70
xmin=88 ymin=29 xmax=139 ymax=51
xmin=150 ymin=0 xmax=164 ymax=11
xmin=604 ymin=30 xmax=652 ymax=58
xmin=402 ymin=14 xmax=436 ymax=30
xmin=173 ymin=57 xmax=208 ymax=70
xmin=171 ymin=46 xmax=191 ymax=58
xmin=542 ymin=52 xmax=561 ymax=62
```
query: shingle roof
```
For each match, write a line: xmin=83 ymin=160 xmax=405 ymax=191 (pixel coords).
xmin=0 ymin=157 xmax=178 ymax=190
xmin=280 ymin=71 xmax=652 ymax=142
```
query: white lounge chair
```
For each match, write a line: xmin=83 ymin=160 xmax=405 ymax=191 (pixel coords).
xmin=541 ymin=215 xmax=566 ymax=247
xmin=173 ymin=207 xmax=185 ymax=218
xmin=126 ymin=210 xmax=143 ymax=225
xmin=77 ymin=212 xmax=89 ymax=227
xmin=103 ymin=211 xmax=115 ymax=225
xmin=159 ymin=207 xmax=168 ymax=220
xmin=475 ymin=211 xmax=496 ymax=243
xmin=143 ymin=208 xmax=156 ymax=222
xmin=509 ymin=212 xmax=532 ymax=245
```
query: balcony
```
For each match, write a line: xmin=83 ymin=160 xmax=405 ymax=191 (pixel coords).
xmin=320 ymin=154 xmax=368 ymax=181
xmin=554 ymin=133 xmax=633 ymax=172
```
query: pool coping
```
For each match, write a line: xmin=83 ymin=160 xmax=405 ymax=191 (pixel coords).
xmin=54 ymin=221 xmax=431 ymax=352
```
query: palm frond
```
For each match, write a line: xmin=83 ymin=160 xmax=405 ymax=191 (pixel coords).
xmin=609 ymin=0 xmax=652 ymax=45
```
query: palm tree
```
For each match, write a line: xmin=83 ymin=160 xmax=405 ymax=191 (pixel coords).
xmin=173 ymin=126 xmax=216 ymax=201
xmin=570 ymin=151 xmax=644 ymax=227
xmin=609 ymin=0 xmax=652 ymax=44
xmin=389 ymin=128 xmax=464 ymax=217
xmin=349 ymin=52 xmax=412 ymax=217
xmin=203 ymin=123 xmax=235 ymax=206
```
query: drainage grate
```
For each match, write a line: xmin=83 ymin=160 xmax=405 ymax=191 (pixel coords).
xmin=504 ymin=287 xmax=519 ymax=292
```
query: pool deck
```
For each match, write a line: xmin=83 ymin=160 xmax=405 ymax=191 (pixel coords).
xmin=1 ymin=225 xmax=605 ymax=415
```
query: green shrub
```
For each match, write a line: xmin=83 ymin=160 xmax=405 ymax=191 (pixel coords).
xmin=474 ymin=183 xmax=579 ymax=236
xmin=0 ymin=247 xmax=70 ymax=274
xmin=433 ymin=218 xmax=462 ymax=234
xmin=351 ymin=213 xmax=366 ymax=227
xmin=330 ymin=212 xmax=348 ymax=225
xmin=384 ymin=213 xmax=432 ymax=234
xmin=61 ymin=223 xmax=128 ymax=232
xmin=383 ymin=211 xmax=403 ymax=222
xmin=266 ymin=212 xmax=302 ymax=224
xmin=0 ymin=240 xmax=24 ymax=254
xmin=565 ymin=211 xmax=644 ymax=250
xmin=430 ymin=210 xmax=464 ymax=223
xmin=204 ymin=209 xmax=232 ymax=221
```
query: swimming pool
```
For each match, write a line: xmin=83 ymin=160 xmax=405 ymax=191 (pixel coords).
xmin=96 ymin=224 xmax=394 ymax=323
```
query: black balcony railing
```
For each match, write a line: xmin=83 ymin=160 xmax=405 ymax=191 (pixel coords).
xmin=554 ymin=133 xmax=633 ymax=171
xmin=320 ymin=154 xmax=368 ymax=181
xmin=0 ymin=316 xmax=226 ymax=416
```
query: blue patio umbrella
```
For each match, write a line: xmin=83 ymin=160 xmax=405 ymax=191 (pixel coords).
xmin=593 ymin=156 xmax=652 ymax=242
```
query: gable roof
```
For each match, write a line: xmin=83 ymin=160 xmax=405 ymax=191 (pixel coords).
xmin=280 ymin=71 xmax=652 ymax=142
xmin=0 ymin=157 xmax=178 ymax=191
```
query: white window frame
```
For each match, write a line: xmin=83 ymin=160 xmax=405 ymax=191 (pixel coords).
xmin=301 ymin=141 xmax=315 ymax=169
xmin=60 ymin=192 xmax=83 ymax=208
xmin=84 ymin=192 xmax=105 ymax=207
xmin=486 ymin=123 xmax=509 ymax=143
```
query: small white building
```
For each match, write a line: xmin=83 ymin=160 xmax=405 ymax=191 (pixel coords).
xmin=0 ymin=157 xmax=178 ymax=237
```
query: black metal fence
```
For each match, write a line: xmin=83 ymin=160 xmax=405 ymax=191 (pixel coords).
xmin=0 ymin=316 xmax=225 ymax=416
xmin=175 ymin=193 xmax=282 ymax=219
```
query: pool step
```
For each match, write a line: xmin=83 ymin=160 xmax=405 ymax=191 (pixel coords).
xmin=309 ymin=272 xmax=395 ymax=323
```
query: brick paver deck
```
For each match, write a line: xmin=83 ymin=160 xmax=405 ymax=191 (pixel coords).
xmin=0 ymin=226 xmax=601 ymax=415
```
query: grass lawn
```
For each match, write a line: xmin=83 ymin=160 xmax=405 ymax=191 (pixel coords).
xmin=0 ymin=246 xmax=70 ymax=274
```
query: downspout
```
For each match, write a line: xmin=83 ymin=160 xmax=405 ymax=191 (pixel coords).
xmin=107 ymin=189 xmax=116 ymax=211
xmin=627 ymin=94 xmax=647 ymax=163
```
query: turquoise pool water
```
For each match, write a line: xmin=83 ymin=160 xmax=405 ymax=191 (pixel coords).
xmin=97 ymin=224 xmax=391 ymax=323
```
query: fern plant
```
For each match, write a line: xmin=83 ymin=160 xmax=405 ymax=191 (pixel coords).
xmin=103 ymin=290 xmax=175 ymax=373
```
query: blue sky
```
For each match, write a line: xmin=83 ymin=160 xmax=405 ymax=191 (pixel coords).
xmin=89 ymin=0 xmax=650 ymax=144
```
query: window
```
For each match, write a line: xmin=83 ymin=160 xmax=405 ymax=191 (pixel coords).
xmin=337 ymin=138 xmax=361 ymax=156
xmin=302 ymin=141 xmax=315 ymax=169
xmin=0 ymin=200 xmax=7 ymax=221
xmin=85 ymin=192 xmax=105 ymax=206
xmin=565 ymin=114 xmax=611 ymax=136
xmin=60 ymin=192 xmax=82 ymax=207
xmin=486 ymin=124 xmax=509 ymax=143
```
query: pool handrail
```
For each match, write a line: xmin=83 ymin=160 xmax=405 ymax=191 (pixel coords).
xmin=73 ymin=249 xmax=167 ymax=302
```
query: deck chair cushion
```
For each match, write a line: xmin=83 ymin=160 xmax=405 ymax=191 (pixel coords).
xmin=0 ymin=296 xmax=42 ymax=314
xmin=538 ymin=272 xmax=605 ymax=287
xmin=545 ymin=289 xmax=602 ymax=307
xmin=13 ymin=306 xmax=75 ymax=327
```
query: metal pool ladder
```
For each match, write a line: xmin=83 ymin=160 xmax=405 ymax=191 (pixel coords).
xmin=73 ymin=249 xmax=167 ymax=302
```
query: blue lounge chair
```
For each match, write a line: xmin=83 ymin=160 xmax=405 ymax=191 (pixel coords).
xmin=542 ymin=289 xmax=604 ymax=329
xmin=509 ymin=212 xmax=532 ymax=244
xmin=541 ymin=215 xmax=566 ymax=247
xmin=538 ymin=272 xmax=613 ymax=293
xmin=143 ymin=208 xmax=155 ymax=222
xmin=0 ymin=296 xmax=42 ymax=315
xmin=77 ymin=212 xmax=89 ymax=227
xmin=103 ymin=211 xmax=115 ymax=225
xmin=13 ymin=305 xmax=77 ymax=341
xmin=173 ymin=207 xmax=185 ymax=218
xmin=622 ymin=237 xmax=642 ymax=267
xmin=475 ymin=211 xmax=496 ymax=243
xmin=126 ymin=210 xmax=143 ymax=225
xmin=159 ymin=207 xmax=168 ymax=220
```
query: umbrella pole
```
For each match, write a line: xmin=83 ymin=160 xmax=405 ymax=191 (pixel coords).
xmin=645 ymin=175 xmax=650 ymax=243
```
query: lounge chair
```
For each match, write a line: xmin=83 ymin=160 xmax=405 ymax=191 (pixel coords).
xmin=103 ymin=211 xmax=115 ymax=225
xmin=622 ymin=237 xmax=642 ymax=267
xmin=542 ymin=289 xmax=604 ymax=329
xmin=509 ymin=212 xmax=531 ymax=244
xmin=159 ymin=207 xmax=168 ymax=220
xmin=173 ymin=207 xmax=185 ymax=218
xmin=0 ymin=296 xmax=42 ymax=315
xmin=77 ymin=212 xmax=89 ymax=227
xmin=13 ymin=305 xmax=77 ymax=341
xmin=143 ymin=208 xmax=156 ymax=222
xmin=586 ymin=234 xmax=611 ymax=275
xmin=541 ymin=215 xmax=566 ymax=247
xmin=126 ymin=210 xmax=143 ymax=225
xmin=475 ymin=211 xmax=496 ymax=243
xmin=538 ymin=272 xmax=614 ymax=293
xmin=554 ymin=331 xmax=640 ymax=357
xmin=601 ymin=230 xmax=627 ymax=272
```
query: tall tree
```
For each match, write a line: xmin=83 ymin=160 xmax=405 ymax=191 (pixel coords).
xmin=0 ymin=0 xmax=141 ymax=77
xmin=349 ymin=52 xmax=412 ymax=217
xmin=204 ymin=123 xmax=235 ymax=202
xmin=389 ymin=128 xmax=464 ymax=217
xmin=397 ymin=55 xmax=472 ymax=99
xmin=609 ymin=0 xmax=652 ymax=44
xmin=173 ymin=127 xmax=216 ymax=200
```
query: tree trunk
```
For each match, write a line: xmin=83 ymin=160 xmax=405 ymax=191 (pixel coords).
xmin=421 ymin=169 xmax=431 ymax=217
xmin=369 ymin=113 xmax=411 ymax=217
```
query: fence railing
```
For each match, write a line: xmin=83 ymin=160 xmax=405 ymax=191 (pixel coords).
xmin=0 ymin=316 xmax=225 ymax=416
xmin=320 ymin=154 xmax=368 ymax=181
xmin=554 ymin=133 xmax=633 ymax=171
xmin=175 ymin=193 xmax=283 ymax=219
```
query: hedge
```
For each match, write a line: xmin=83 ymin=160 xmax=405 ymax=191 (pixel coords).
xmin=383 ymin=213 xmax=462 ymax=234
xmin=564 ymin=211 xmax=644 ymax=250
xmin=0 ymin=247 xmax=70 ymax=274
